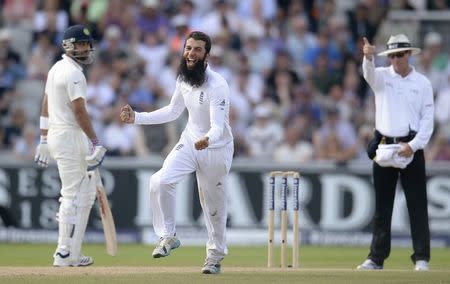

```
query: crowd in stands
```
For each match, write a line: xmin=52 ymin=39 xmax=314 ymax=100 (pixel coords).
xmin=1 ymin=0 xmax=450 ymax=164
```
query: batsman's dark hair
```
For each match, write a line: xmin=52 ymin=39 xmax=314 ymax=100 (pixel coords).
xmin=186 ymin=31 xmax=211 ymax=54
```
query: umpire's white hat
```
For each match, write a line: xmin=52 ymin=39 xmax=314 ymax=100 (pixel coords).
xmin=377 ymin=34 xmax=421 ymax=56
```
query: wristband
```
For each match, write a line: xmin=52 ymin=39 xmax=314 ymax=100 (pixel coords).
xmin=91 ymin=138 xmax=100 ymax=146
xmin=40 ymin=135 xmax=47 ymax=144
xmin=40 ymin=116 xmax=49 ymax=130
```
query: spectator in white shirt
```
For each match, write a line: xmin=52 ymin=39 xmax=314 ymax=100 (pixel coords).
xmin=245 ymin=103 xmax=283 ymax=159
xmin=200 ymin=0 xmax=240 ymax=38
xmin=103 ymin=106 xmax=139 ymax=156
xmin=434 ymin=77 xmax=450 ymax=137
xmin=313 ymin=106 xmax=357 ymax=162
xmin=134 ymin=31 xmax=169 ymax=78
xmin=273 ymin=124 xmax=313 ymax=163
xmin=85 ymin=64 xmax=115 ymax=137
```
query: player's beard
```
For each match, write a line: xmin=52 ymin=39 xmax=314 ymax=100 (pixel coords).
xmin=71 ymin=50 xmax=93 ymax=65
xmin=177 ymin=56 xmax=207 ymax=87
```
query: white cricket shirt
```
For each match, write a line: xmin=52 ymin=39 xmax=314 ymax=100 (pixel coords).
xmin=362 ymin=57 xmax=434 ymax=151
xmin=46 ymin=54 xmax=87 ymax=129
xmin=135 ymin=66 xmax=233 ymax=148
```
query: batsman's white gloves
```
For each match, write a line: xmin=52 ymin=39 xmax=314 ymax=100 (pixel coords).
xmin=86 ymin=141 xmax=107 ymax=171
xmin=34 ymin=135 xmax=51 ymax=168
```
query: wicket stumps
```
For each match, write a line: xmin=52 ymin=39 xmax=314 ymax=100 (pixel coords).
xmin=268 ymin=171 xmax=300 ymax=268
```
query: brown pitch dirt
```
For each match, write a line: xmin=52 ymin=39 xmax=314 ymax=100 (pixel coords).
xmin=0 ymin=266 xmax=282 ymax=277
xmin=0 ymin=266 xmax=195 ymax=277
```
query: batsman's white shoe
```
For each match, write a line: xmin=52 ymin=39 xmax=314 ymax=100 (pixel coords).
xmin=152 ymin=236 xmax=181 ymax=258
xmin=201 ymin=259 xmax=221 ymax=274
xmin=414 ymin=260 xmax=429 ymax=271
xmin=356 ymin=259 xmax=383 ymax=270
xmin=53 ymin=251 xmax=94 ymax=267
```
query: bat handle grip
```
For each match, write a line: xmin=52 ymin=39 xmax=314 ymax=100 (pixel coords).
xmin=94 ymin=168 xmax=104 ymax=187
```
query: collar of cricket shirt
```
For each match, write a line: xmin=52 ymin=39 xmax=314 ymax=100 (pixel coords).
xmin=62 ymin=54 xmax=83 ymax=71
xmin=389 ymin=65 xmax=416 ymax=80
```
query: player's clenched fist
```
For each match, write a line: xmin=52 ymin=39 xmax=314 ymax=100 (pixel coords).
xmin=362 ymin=37 xmax=376 ymax=61
xmin=194 ymin=137 xmax=209 ymax=150
xmin=120 ymin=104 xmax=135 ymax=123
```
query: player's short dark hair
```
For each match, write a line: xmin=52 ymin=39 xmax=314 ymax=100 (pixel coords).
xmin=186 ymin=31 xmax=211 ymax=54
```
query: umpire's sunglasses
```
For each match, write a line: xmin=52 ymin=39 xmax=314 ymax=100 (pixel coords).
xmin=388 ymin=51 xmax=408 ymax=59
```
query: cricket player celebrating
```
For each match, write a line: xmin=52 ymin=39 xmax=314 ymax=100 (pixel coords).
xmin=34 ymin=25 xmax=107 ymax=267
xmin=120 ymin=31 xmax=234 ymax=274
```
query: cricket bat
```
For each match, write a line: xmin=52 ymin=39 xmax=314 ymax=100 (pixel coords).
xmin=95 ymin=169 xmax=118 ymax=256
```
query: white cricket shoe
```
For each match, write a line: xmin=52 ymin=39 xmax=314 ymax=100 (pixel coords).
xmin=356 ymin=259 xmax=383 ymax=270
xmin=414 ymin=260 xmax=429 ymax=271
xmin=201 ymin=258 xmax=221 ymax=274
xmin=53 ymin=251 xmax=94 ymax=267
xmin=152 ymin=236 xmax=181 ymax=258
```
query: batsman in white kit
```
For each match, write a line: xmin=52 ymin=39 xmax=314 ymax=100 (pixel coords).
xmin=34 ymin=25 xmax=107 ymax=267
xmin=120 ymin=31 xmax=234 ymax=274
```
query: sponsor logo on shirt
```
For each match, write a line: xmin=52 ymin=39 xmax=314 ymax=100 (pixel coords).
xmin=199 ymin=92 xmax=204 ymax=105
xmin=175 ymin=144 xmax=184 ymax=151
xmin=74 ymin=81 xmax=81 ymax=85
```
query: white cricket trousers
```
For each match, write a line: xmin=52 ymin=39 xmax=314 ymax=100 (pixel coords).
xmin=150 ymin=135 xmax=234 ymax=261
xmin=47 ymin=127 xmax=90 ymax=198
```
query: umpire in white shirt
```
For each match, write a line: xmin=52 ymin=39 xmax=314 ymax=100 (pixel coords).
xmin=357 ymin=35 xmax=434 ymax=271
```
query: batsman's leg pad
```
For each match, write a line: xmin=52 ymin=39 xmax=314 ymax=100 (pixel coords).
xmin=56 ymin=197 xmax=76 ymax=252
xmin=56 ymin=172 xmax=96 ymax=263
xmin=70 ymin=171 xmax=96 ymax=262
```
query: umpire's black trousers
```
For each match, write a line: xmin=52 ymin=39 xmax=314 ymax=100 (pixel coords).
xmin=368 ymin=150 xmax=430 ymax=265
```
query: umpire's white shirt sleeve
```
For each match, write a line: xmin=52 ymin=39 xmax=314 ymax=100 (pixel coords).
xmin=408 ymin=80 xmax=434 ymax=152
xmin=362 ymin=57 xmax=385 ymax=92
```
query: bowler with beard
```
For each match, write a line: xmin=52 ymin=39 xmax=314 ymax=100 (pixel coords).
xmin=120 ymin=31 xmax=233 ymax=274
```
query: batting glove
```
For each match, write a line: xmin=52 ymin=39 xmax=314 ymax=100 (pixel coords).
xmin=86 ymin=140 xmax=107 ymax=171
xmin=34 ymin=135 xmax=51 ymax=168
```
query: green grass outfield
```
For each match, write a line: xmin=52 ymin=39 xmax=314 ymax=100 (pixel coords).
xmin=0 ymin=244 xmax=449 ymax=283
